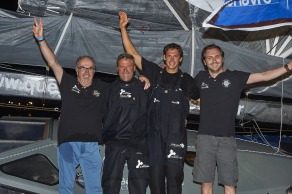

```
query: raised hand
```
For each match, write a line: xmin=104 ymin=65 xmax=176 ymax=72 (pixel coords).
xmin=32 ymin=18 xmax=44 ymax=39
xmin=119 ymin=11 xmax=130 ymax=29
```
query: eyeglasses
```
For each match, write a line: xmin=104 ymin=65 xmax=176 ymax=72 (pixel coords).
xmin=77 ymin=66 xmax=95 ymax=72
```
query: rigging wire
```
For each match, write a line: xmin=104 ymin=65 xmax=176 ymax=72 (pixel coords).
xmin=237 ymin=94 xmax=288 ymax=155
xmin=276 ymin=58 xmax=286 ymax=153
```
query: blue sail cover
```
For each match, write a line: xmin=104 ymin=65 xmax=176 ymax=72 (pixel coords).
xmin=203 ymin=0 xmax=292 ymax=31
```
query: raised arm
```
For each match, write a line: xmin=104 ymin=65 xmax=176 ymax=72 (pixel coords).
xmin=32 ymin=18 xmax=63 ymax=84
xmin=247 ymin=61 xmax=292 ymax=84
xmin=119 ymin=11 xmax=143 ymax=71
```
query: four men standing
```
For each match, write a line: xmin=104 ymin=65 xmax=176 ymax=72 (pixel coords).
xmin=33 ymin=10 xmax=292 ymax=194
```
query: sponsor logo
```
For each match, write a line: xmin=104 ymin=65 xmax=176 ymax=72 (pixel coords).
xmin=120 ymin=89 xmax=132 ymax=98
xmin=201 ymin=82 xmax=209 ymax=89
xmin=167 ymin=149 xmax=183 ymax=159
xmin=71 ymin=85 xmax=80 ymax=94
xmin=136 ymin=159 xmax=149 ymax=168
xmin=92 ymin=90 xmax=100 ymax=97
xmin=154 ymin=98 xmax=160 ymax=103
xmin=168 ymin=149 xmax=176 ymax=158
xmin=170 ymin=143 xmax=185 ymax=148
xmin=171 ymin=101 xmax=180 ymax=104
xmin=222 ymin=79 xmax=231 ymax=88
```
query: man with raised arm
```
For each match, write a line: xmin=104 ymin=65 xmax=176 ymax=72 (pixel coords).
xmin=192 ymin=44 xmax=292 ymax=194
xmin=33 ymin=18 xmax=107 ymax=194
xmin=119 ymin=11 xmax=198 ymax=194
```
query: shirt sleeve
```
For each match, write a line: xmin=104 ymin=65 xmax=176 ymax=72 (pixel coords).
xmin=235 ymin=70 xmax=251 ymax=88
xmin=184 ymin=73 xmax=200 ymax=100
xmin=58 ymin=71 xmax=72 ymax=94
xmin=141 ymin=57 xmax=161 ymax=87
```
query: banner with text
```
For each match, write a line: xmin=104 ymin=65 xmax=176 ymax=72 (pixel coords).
xmin=0 ymin=72 xmax=60 ymax=100
xmin=203 ymin=0 xmax=292 ymax=31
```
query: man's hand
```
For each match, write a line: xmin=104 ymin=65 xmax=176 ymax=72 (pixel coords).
xmin=119 ymin=11 xmax=130 ymax=29
xmin=32 ymin=18 xmax=44 ymax=39
xmin=138 ymin=75 xmax=151 ymax=90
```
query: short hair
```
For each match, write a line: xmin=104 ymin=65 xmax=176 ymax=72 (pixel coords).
xmin=201 ymin=44 xmax=224 ymax=63
xmin=163 ymin=43 xmax=183 ymax=58
xmin=76 ymin=56 xmax=96 ymax=68
xmin=116 ymin=53 xmax=135 ymax=67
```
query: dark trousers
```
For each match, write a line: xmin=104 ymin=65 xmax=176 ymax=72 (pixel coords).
xmin=149 ymin=139 xmax=186 ymax=194
xmin=102 ymin=141 xmax=149 ymax=194
xmin=149 ymin=162 xmax=184 ymax=194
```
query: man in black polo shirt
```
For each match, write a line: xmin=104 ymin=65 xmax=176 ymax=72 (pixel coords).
xmin=102 ymin=53 xmax=150 ymax=194
xmin=33 ymin=18 xmax=106 ymax=194
xmin=192 ymin=44 xmax=292 ymax=194
xmin=119 ymin=12 xmax=198 ymax=194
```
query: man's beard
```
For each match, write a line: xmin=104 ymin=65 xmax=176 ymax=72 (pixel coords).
xmin=208 ymin=63 xmax=223 ymax=74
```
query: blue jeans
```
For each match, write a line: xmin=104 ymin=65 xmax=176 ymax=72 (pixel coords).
xmin=58 ymin=142 xmax=103 ymax=194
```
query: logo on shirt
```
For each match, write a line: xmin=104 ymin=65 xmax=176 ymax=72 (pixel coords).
xmin=71 ymin=85 xmax=80 ymax=94
xmin=167 ymin=149 xmax=183 ymax=159
xmin=136 ymin=159 xmax=149 ymax=168
xmin=120 ymin=89 xmax=132 ymax=98
xmin=201 ymin=82 xmax=209 ymax=89
xmin=92 ymin=90 xmax=100 ymax=97
xmin=171 ymin=101 xmax=180 ymax=105
xmin=154 ymin=98 xmax=160 ymax=103
xmin=222 ymin=79 xmax=231 ymax=88
xmin=167 ymin=149 xmax=182 ymax=159
xmin=170 ymin=143 xmax=185 ymax=148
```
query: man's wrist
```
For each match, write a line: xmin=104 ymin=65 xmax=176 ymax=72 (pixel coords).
xmin=36 ymin=36 xmax=45 ymax=42
xmin=135 ymin=75 xmax=142 ymax=79
xmin=284 ymin=64 xmax=291 ymax=72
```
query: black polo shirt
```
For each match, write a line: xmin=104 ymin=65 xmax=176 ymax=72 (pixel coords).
xmin=102 ymin=78 xmax=149 ymax=144
xmin=194 ymin=69 xmax=250 ymax=137
xmin=57 ymin=72 xmax=109 ymax=145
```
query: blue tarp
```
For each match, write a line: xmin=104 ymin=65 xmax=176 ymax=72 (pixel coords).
xmin=203 ymin=0 xmax=292 ymax=31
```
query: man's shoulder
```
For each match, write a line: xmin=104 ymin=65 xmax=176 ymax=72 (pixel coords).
xmin=62 ymin=71 xmax=73 ymax=80
xmin=60 ymin=71 xmax=76 ymax=86
xmin=141 ymin=57 xmax=160 ymax=71
xmin=92 ymin=78 xmax=110 ymax=90
xmin=226 ymin=69 xmax=249 ymax=74
xmin=181 ymin=71 xmax=193 ymax=78
xmin=225 ymin=69 xmax=250 ymax=78
xmin=142 ymin=57 xmax=156 ymax=65
xmin=184 ymin=70 xmax=206 ymax=80
xmin=127 ymin=78 xmax=146 ymax=90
